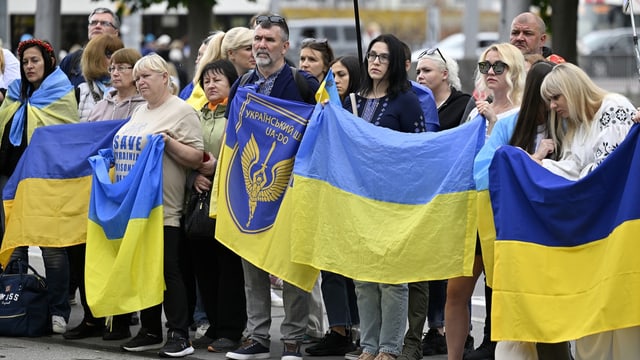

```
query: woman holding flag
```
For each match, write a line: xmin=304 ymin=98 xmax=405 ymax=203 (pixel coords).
xmin=343 ymin=33 xmax=427 ymax=360
xmin=0 ymin=38 xmax=78 ymax=335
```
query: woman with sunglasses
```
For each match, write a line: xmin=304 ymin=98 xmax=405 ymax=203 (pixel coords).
xmin=416 ymin=48 xmax=471 ymax=131
xmin=299 ymin=38 xmax=334 ymax=82
xmin=445 ymin=43 xmax=526 ymax=360
xmin=344 ymin=33 xmax=427 ymax=360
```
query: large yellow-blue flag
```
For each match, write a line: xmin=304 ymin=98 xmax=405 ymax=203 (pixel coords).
xmin=286 ymin=103 xmax=486 ymax=284
xmin=85 ymin=135 xmax=165 ymax=317
xmin=214 ymin=87 xmax=320 ymax=291
xmin=1 ymin=120 xmax=125 ymax=266
xmin=488 ymin=124 xmax=640 ymax=343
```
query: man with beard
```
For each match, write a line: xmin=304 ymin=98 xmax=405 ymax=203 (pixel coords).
xmin=224 ymin=13 xmax=319 ymax=360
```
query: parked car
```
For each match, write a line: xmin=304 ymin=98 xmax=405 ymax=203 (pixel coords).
xmin=411 ymin=32 xmax=499 ymax=63
xmin=578 ymin=27 xmax=639 ymax=77
xmin=286 ymin=18 xmax=364 ymax=64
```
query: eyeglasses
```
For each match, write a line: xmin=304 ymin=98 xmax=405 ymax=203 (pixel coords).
xmin=478 ymin=60 xmax=508 ymax=75
xmin=418 ymin=48 xmax=446 ymax=64
xmin=108 ymin=65 xmax=133 ymax=73
xmin=89 ymin=20 xmax=116 ymax=28
xmin=301 ymin=38 xmax=328 ymax=47
xmin=256 ymin=15 xmax=287 ymax=26
xmin=366 ymin=52 xmax=390 ymax=64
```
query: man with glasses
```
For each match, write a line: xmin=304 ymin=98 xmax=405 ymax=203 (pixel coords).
xmin=224 ymin=13 xmax=319 ymax=360
xmin=59 ymin=7 xmax=120 ymax=87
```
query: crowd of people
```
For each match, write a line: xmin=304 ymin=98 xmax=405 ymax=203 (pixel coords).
xmin=0 ymin=5 xmax=639 ymax=360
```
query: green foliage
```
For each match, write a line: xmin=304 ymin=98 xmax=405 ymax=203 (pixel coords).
xmin=532 ymin=0 xmax=552 ymax=33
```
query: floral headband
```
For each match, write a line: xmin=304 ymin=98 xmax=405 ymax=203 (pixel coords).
xmin=18 ymin=39 xmax=55 ymax=59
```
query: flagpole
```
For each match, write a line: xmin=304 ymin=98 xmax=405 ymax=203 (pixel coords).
xmin=353 ymin=0 xmax=363 ymax=64
xmin=624 ymin=0 xmax=640 ymax=84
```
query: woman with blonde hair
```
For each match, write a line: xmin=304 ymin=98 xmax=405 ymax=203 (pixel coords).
xmin=77 ymin=33 xmax=124 ymax=121
xmin=185 ymin=32 xmax=226 ymax=110
xmin=221 ymin=27 xmax=255 ymax=77
xmin=537 ymin=63 xmax=639 ymax=360
xmin=446 ymin=43 xmax=526 ymax=360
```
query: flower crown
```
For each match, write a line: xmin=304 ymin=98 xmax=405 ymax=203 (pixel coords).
xmin=18 ymin=39 xmax=55 ymax=59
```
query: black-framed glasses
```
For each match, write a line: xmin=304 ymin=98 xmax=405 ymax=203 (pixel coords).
xmin=301 ymin=38 xmax=328 ymax=47
xmin=418 ymin=48 xmax=446 ymax=64
xmin=478 ymin=60 xmax=508 ymax=75
xmin=256 ymin=15 xmax=287 ymax=26
xmin=89 ymin=20 xmax=116 ymax=28
xmin=109 ymin=65 xmax=133 ymax=73
xmin=366 ymin=52 xmax=390 ymax=64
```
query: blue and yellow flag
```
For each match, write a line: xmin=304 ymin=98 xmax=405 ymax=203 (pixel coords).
xmin=85 ymin=135 xmax=165 ymax=317
xmin=214 ymin=87 xmax=320 ymax=291
xmin=1 ymin=120 xmax=125 ymax=266
xmin=314 ymin=68 xmax=341 ymax=106
xmin=488 ymin=124 xmax=640 ymax=343
xmin=287 ymin=104 xmax=486 ymax=284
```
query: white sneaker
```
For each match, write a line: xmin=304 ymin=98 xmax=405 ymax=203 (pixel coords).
xmin=195 ymin=322 xmax=210 ymax=339
xmin=52 ymin=315 xmax=67 ymax=334
xmin=270 ymin=289 xmax=283 ymax=307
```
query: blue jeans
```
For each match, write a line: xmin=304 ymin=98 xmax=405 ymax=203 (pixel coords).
xmin=11 ymin=246 xmax=71 ymax=321
xmin=355 ymin=281 xmax=408 ymax=356
xmin=321 ymin=271 xmax=359 ymax=328
xmin=427 ymin=280 xmax=446 ymax=328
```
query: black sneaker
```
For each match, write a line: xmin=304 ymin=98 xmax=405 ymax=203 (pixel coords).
xmin=63 ymin=322 xmax=105 ymax=340
xmin=463 ymin=336 xmax=495 ymax=360
xmin=344 ymin=347 xmax=362 ymax=360
xmin=422 ymin=328 xmax=447 ymax=356
xmin=226 ymin=339 xmax=271 ymax=360
xmin=306 ymin=330 xmax=356 ymax=356
xmin=121 ymin=328 xmax=164 ymax=352
xmin=464 ymin=334 xmax=475 ymax=353
xmin=282 ymin=340 xmax=302 ymax=360
xmin=159 ymin=330 xmax=194 ymax=358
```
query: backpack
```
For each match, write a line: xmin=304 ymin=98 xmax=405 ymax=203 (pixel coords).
xmin=239 ymin=66 xmax=314 ymax=104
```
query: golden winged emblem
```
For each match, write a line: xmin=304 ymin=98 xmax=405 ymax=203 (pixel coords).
xmin=241 ymin=134 xmax=294 ymax=227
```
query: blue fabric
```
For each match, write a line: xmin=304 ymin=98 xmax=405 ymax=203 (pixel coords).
xmin=489 ymin=123 xmax=640 ymax=247
xmin=294 ymin=103 xmax=485 ymax=204
xmin=411 ymin=81 xmax=440 ymax=132
xmin=8 ymin=67 xmax=74 ymax=146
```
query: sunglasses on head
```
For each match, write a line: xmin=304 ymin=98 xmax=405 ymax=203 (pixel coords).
xmin=418 ymin=48 xmax=446 ymax=64
xmin=301 ymin=38 xmax=328 ymax=46
xmin=256 ymin=15 xmax=287 ymax=26
xmin=478 ymin=60 xmax=508 ymax=75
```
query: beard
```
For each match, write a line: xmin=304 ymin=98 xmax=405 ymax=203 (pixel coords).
xmin=254 ymin=51 xmax=273 ymax=67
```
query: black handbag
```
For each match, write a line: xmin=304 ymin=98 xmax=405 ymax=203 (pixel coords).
xmin=0 ymin=258 xmax=50 ymax=337
xmin=184 ymin=190 xmax=216 ymax=238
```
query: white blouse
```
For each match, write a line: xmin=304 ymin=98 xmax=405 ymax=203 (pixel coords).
xmin=542 ymin=93 xmax=635 ymax=180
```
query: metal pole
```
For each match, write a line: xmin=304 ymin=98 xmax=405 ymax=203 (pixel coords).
xmin=624 ymin=0 xmax=640 ymax=85
xmin=353 ymin=0 xmax=363 ymax=64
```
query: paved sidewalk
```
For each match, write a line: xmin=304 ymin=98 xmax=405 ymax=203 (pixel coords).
xmin=0 ymin=248 xmax=488 ymax=359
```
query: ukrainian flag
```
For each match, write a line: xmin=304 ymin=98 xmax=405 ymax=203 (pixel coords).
xmin=214 ymin=87 xmax=320 ymax=291
xmin=1 ymin=120 xmax=126 ymax=266
xmin=314 ymin=69 xmax=341 ymax=106
xmin=488 ymin=125 xmax=640 ymax=342
xmin=287 ymin=103 xmax=485 ymax=284
xmin=85 ymin=135 xmax=165 ymax=317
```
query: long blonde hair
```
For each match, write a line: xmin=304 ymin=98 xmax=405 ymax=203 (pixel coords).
xmin=540 ymin=62 xmax=608 ymax=155
xmin=192 ymin=32 xmax=225 ymax=84
xmin=475 ymin=43 xmax=526 ymax=107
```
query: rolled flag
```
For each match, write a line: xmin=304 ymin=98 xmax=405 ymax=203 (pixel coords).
xmin=314 ymin=68 xmax=341 ymax=106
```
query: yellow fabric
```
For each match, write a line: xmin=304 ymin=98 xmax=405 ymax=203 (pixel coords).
xmin=288 ymin=175 xmax=477 ymax=283
xmin=0 ymin=176 xmax=92 ymax=266
xmin=186 ymin=83 xmax=207 ymax=111
xmin=477 ymin=190 xmax=496 ymax=286
xmin=85 ymin=206 xmax=165 ymax=317
xmin=491 ymin=219 xmax=640 ymax=342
